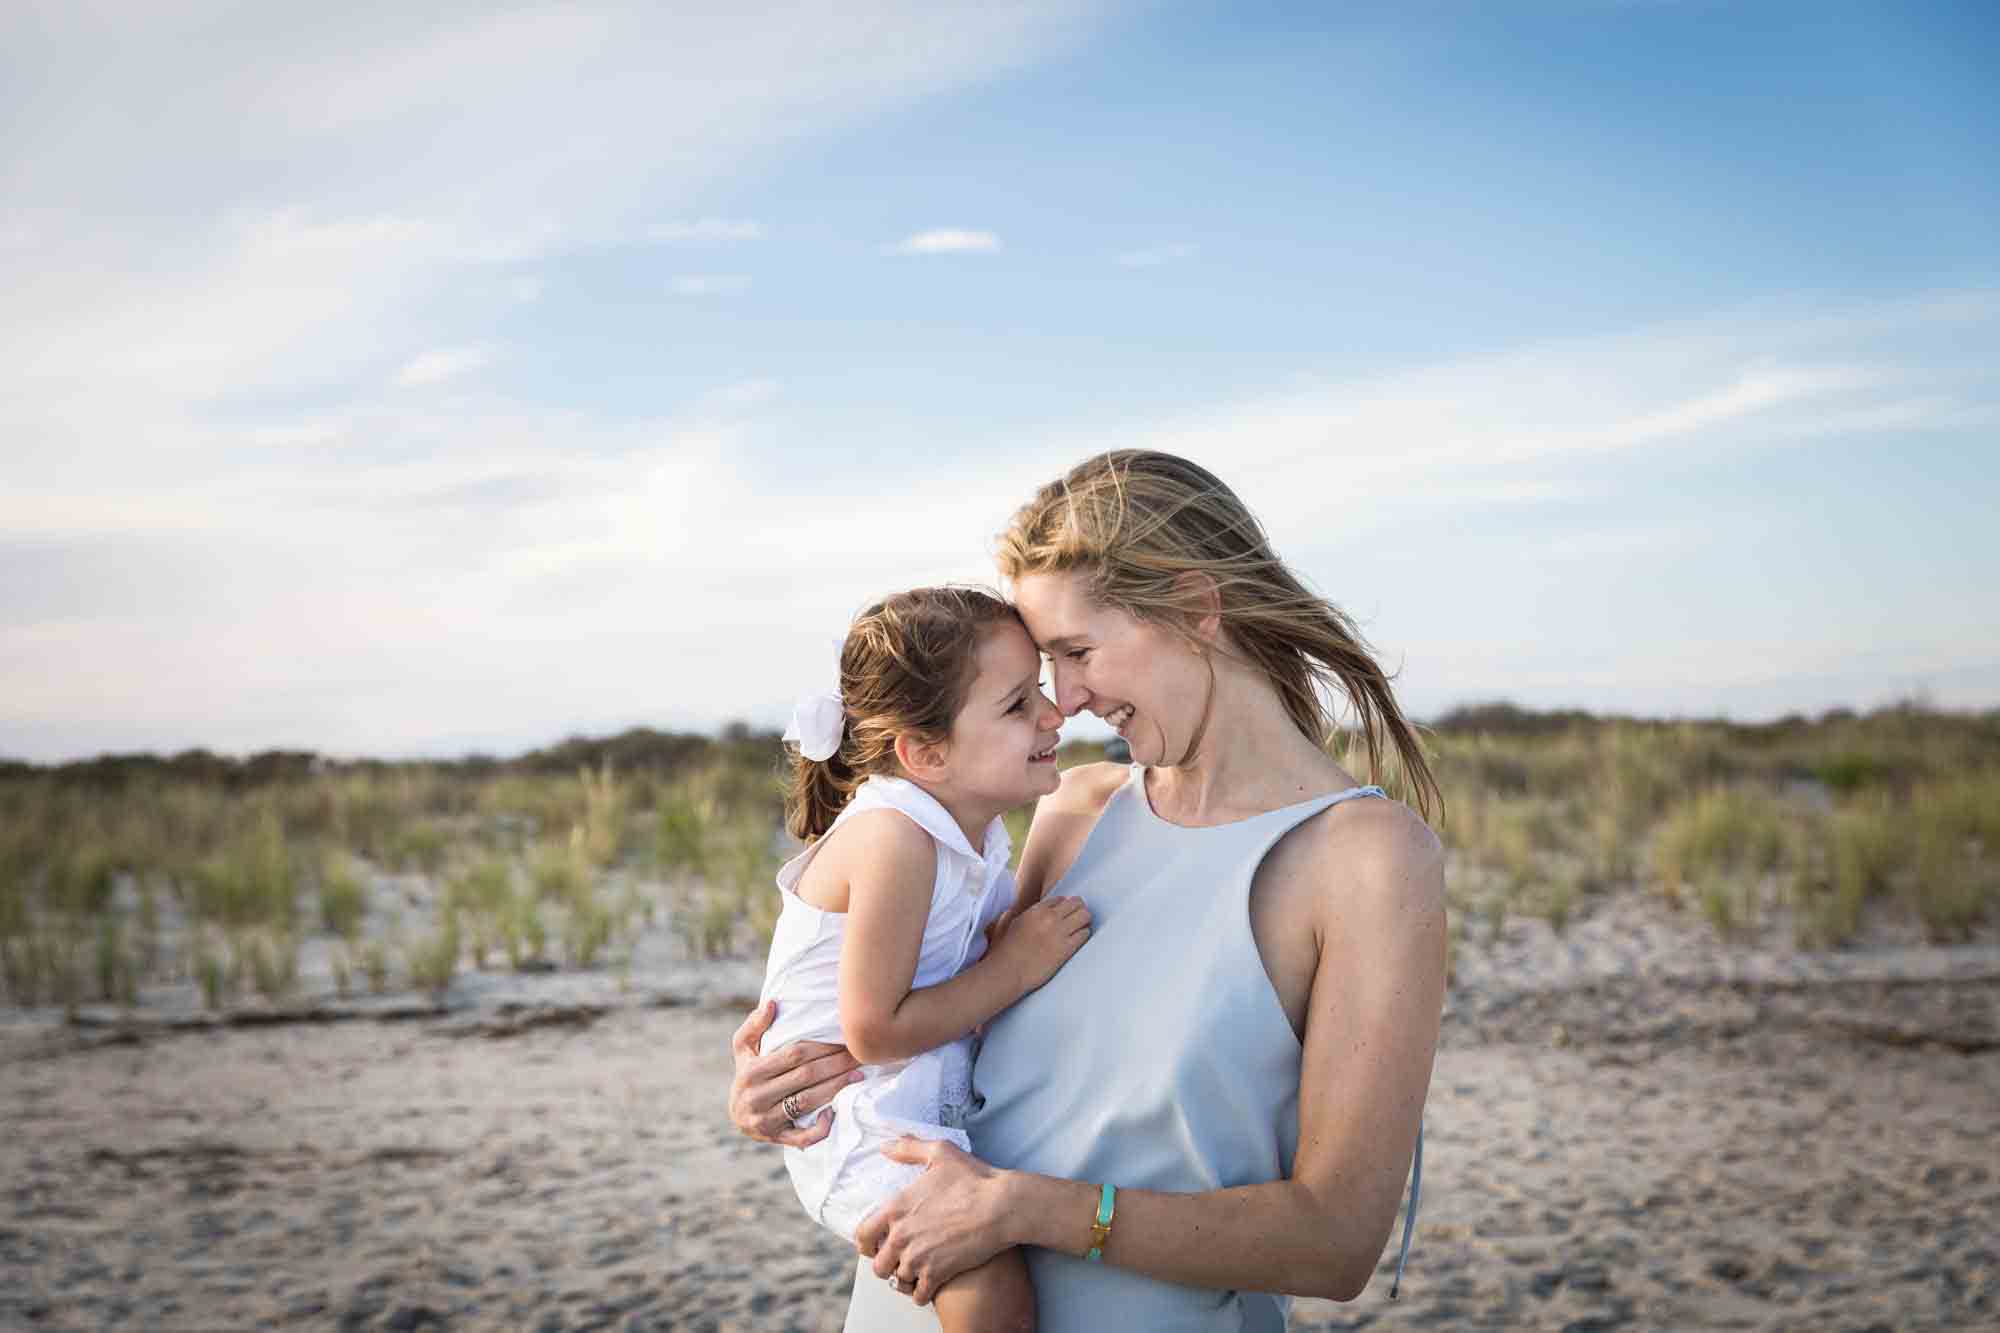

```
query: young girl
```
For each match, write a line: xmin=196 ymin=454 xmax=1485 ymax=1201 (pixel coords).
xmin=758 ymin=586 xmax=1089 ymax=1333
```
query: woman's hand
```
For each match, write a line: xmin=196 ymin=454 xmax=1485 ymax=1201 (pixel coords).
xmin=727 ymin=1000 xmax=863 ymax=1147
xmin=854 ymin=1137 xmax=1018 ymax=1306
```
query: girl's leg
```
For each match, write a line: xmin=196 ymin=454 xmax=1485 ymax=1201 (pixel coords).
xmin=930 ymin=1246 xmax=1035 ymax=1333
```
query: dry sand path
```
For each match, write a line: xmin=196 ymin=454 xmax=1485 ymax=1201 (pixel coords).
xmin=4 ymin=916 xmax=1998 ymax=1331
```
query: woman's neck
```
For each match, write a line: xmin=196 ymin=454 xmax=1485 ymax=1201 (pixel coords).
xmin=1148 ymin=658 xmax=1357 ymax=825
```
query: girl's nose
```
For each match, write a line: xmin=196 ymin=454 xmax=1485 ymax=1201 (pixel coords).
xmin=1034 ymin=692 xmax=1061 ymax=731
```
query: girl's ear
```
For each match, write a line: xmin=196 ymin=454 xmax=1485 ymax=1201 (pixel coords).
xmin=894 ymin=732 xmax=951 ymax=782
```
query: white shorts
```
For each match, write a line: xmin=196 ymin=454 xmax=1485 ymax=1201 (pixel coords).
xmin=781 ymin=1039 xmax=975 ymax=1242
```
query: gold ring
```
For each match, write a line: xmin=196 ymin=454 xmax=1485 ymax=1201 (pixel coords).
xmin=781 ymin=1093 xmax=804 ymax=1121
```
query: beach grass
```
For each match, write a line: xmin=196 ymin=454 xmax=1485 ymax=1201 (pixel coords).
xmin=2 ymin=708 xmax=1996 ymax=1014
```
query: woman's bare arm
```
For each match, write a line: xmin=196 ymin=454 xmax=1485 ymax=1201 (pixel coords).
xmin=1010 ymin=761 xmax=1126 ymax=910
xmin=857 ymin=801 xmax=1447 ymax=1304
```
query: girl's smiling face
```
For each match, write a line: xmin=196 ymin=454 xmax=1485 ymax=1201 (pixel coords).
xmin=1011 ymin=570 xmax=1212 ymax=768
xmin=938 ymin=616 xmax=1064 ymax=808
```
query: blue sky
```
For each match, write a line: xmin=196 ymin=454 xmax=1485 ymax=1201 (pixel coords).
xmin=3 ymin=0 xmax=1996 ymax=761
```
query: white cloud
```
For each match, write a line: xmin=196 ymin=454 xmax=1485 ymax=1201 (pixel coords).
xmin=669 ymin=273 xmax=752 ymax=296
xmin=1097 ymin=296 xmax=1999 ymax=540
xmin=888 ymin=228 xmax=1002 ymax=255
xmin=1115 ymin=241 xmax=1196 ymax=268
xmin=6 ymin=289 xmax=1997 ymax=758
xmin=708 ymin=378 xmax=781 ymax=409
xmin=2 ymin=0 xmax=1992 ymax=756
xmin=394 ymin=346 xmax=492 ymax=387
xmin=647 ymin=219 xmax=767 ymax=243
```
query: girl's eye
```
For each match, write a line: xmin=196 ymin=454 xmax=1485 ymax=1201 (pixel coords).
xmin=1066 ymin=648 xmax=1090 ymax=662
xmin=1007 ymin=698 xmax=1025 ymax=714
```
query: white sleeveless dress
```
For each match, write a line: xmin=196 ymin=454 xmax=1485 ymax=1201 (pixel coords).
xmin=759 ymin=776 xmax=1016 ymax=1241
xmin=844 ymin=766 xmax=1424 ymax=1330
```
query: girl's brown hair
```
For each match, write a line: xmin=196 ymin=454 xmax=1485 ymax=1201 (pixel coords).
xmin=785 ymin=586 xmax=1020 ymax=841
xmin=995 ymin=449 xmax=1440 ymax=821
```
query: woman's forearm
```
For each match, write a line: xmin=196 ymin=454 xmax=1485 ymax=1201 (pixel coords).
xmin=1000 ymin=1170 xmax=1378 ymax=1302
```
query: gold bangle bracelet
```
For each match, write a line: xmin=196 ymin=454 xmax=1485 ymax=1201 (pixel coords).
xmin=1085 ymin=1183 xmax=1116 ymax=1262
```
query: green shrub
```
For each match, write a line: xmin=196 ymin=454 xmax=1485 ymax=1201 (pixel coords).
xmin=655 ymin=792 xmax=708 ymax=877
xmin=359 ymin=939 xmax=390 ymax=995
xmin=1814 ymin=751 xmax=1888 ymax=794
xmin=244 ymin=929 xmax=300 ymax=1002
xmin=562 ymin=897 xmax=614 ymax=968
xmin=406 ymin=913 xmax=461 ymax=998
xmin=318 ymin=851 xmax=368 ymax=939
xmin=531 ymin=838 xmax=588 ymax=904
xmin=1904 ymin=773 xmax=2000 ymax=940
xmin=1652 ymin=787 xmax=1791 ymax=910
xmin=388 ymin=820 xmax=450 ymax=874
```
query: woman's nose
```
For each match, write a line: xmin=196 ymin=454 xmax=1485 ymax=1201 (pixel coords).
xmin=1051 ymin=664 xmax=1089 ymax=716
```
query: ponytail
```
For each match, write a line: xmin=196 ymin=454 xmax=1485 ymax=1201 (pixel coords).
xmin=786 ymin=748 xmax=861 ymax=841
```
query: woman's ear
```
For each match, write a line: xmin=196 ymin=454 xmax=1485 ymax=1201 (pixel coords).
xmin=1174 ymin=571 xmax=1224 ymax=646
xmin=893 ymin=732 xmax=951 ymax=782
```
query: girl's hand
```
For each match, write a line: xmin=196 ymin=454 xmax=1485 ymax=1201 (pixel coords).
xmin=988 ymin=894 xmax=1091 ymax=995
xmin=983 ymin=906 xmax=1017 ymax=949
xmin=855 ymin=1138 xmax=1016 ymax=1306
xmin=727 ymin=1000 xmax=863 ymax=1147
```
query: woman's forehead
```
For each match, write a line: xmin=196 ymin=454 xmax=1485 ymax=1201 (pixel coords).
xmin=1010 ymin=570 xmax=1094 ymax=637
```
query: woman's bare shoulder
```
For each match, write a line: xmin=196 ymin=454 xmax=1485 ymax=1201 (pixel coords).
xmin=1015 ymin=763 xmax=1129 ymax=902
xmin=1040 ymin=760 xmax=1130 ymax=816
xmin=1308 ymin=795 xmax=1445 ymax=915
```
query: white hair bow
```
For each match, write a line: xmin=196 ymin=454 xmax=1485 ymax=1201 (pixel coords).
xmin=783 ymin=640 xmax=847 ymax=762
xmin=784 ymin=691 xmax=845 ymax=762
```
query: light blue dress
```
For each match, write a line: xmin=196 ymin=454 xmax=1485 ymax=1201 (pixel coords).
xmin=844 ymin=767 xmax=1423 ymax=1330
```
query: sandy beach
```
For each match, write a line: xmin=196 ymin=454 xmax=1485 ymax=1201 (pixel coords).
xmin=4 ymin=886 xmax=1997 ymax=1332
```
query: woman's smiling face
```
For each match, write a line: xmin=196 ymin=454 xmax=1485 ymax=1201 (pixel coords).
xmin=1011 ymin=570 xmax=1210 ymax=768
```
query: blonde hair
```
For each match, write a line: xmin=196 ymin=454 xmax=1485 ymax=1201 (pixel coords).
xmin=785 ymin=586 xmax=1020 ymax=841
xmin=996 ymin=450 xmax=1440 ymax=820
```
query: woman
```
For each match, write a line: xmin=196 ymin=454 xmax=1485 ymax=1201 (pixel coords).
xmin=730 ymin=450 xmax=1446 ymax=1330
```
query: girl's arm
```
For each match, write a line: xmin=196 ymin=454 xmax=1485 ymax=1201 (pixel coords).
xmin=839 ymin=809 xmax=1090 ymax=1066
xmin=857 ymin=801 xmax=1447 ymax=1304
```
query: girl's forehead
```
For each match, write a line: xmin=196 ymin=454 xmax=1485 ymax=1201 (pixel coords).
xmin=969 ymin=619 xmax=1039 ymax=690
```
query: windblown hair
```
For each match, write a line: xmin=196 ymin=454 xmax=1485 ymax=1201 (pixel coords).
xmin=995 ymin=449 xmax=1440 ymax=820
xmin=785 ymin=586 xmax=1020 ymax=841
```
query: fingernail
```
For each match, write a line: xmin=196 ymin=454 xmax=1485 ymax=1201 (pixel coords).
xmin=848 ymin=1070 xmax=866 ymax=1083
